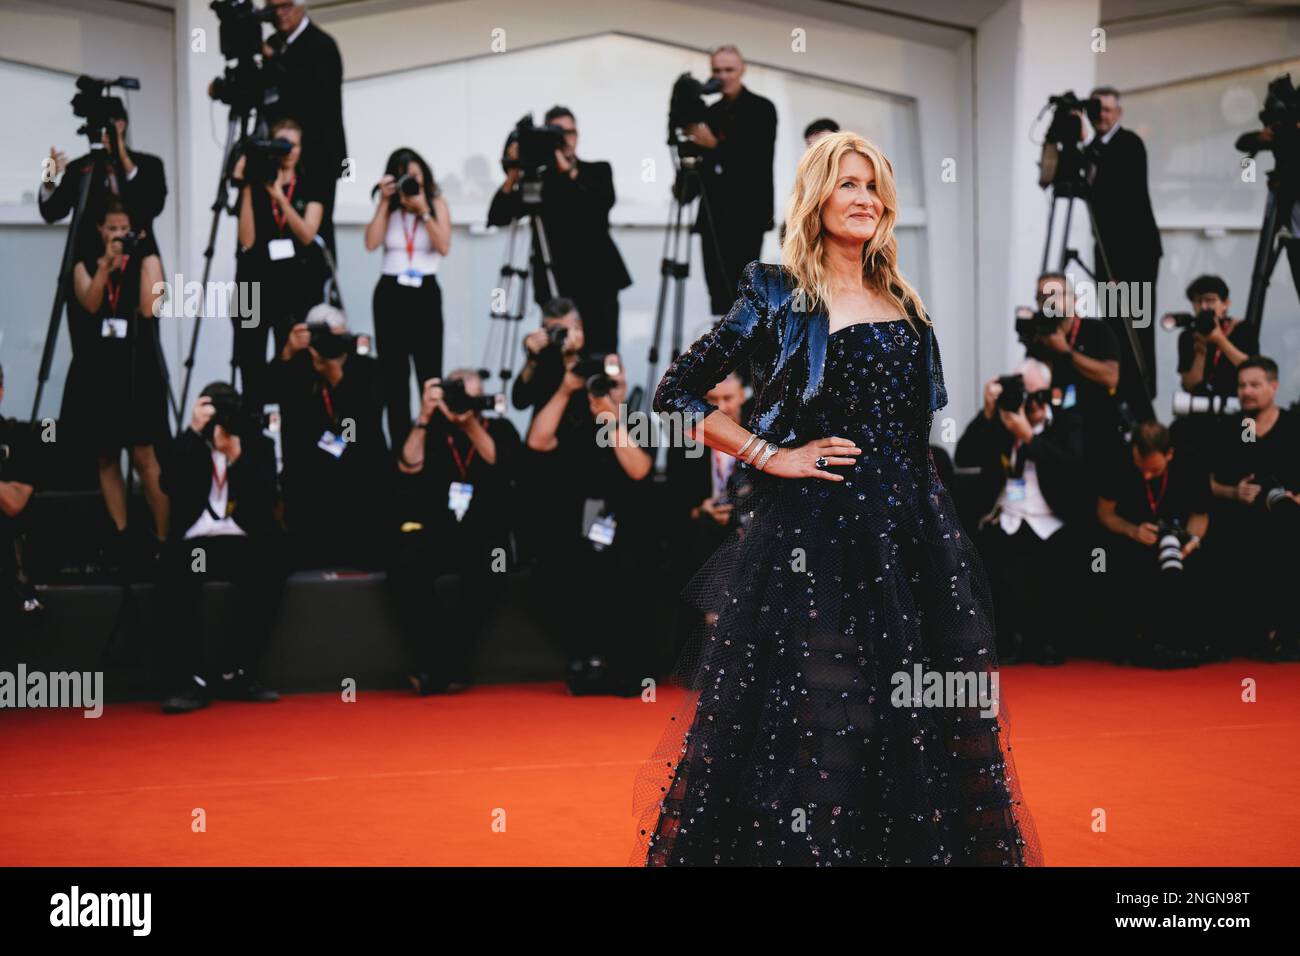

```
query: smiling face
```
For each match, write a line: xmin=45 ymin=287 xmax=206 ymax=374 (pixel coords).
xmin=820 ymin=151 xmax=883 ymax=244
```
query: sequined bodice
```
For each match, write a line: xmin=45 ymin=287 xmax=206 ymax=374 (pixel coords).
xmin=799 ymin=318 xmax=925 ymax=457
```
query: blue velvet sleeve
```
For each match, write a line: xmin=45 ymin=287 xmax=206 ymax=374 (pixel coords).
xmin=652 ymin=260 xmax=769 ymax=421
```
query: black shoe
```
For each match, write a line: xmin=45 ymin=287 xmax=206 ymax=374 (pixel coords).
xmin=161 ymin=685 xmax=210 ymax=714
xmin=215 ymin=670 xmax=279 ymax=702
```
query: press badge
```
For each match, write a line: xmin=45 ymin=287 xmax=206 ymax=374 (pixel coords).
xmin=587 ymin=513 xmax=617 ymax=550
xmin=101 ymin=317 xmax=127 ymax=339
xmin=317 ymin=430 xmax=346 ymax=459
xmin=1061 ymin=383 xmax=1078 ymax=409
xmin=1005 ymin=478 xmax=1027 ymax=502
xmin=267 ymin=238 xmax=295 ymax=261
xmin=448 ymin=481 xmax=473 ymax=522
xmin=397 ymin=269 xmax=423 ymax=288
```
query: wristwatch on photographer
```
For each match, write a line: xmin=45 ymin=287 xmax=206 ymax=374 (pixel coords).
xmin=418 ymin=211 xmax=432 ymax=224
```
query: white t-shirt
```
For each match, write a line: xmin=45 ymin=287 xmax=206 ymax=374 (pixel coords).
xmin=184 ymin=450 xmax=248 ymax=540
xmin=381 ymin=210 xmax=442 ymax=276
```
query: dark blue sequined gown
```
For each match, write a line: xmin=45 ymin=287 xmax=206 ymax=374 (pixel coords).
xmin=632 ymin=319 xmax=1042 ymax=866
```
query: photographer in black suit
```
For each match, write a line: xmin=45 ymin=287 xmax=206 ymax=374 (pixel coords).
xmin=1081 ymin=86 xmax=1162 ymax=415
xmin=40 ymin=98 xmax=167 ymax=260
xmin=156 ymin=385 xmax=284 ymax=714
xmin=257 ymin=0 xmax=347 ymax=257
xmin=488 ymin=106 xmax=631 ymax=354
xmin=684 ymin=45 xmax=777 ymax=316
xmin=957 ymin=360 xmax=1087 ymax=665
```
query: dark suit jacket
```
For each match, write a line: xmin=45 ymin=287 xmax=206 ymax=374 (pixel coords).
xmin=40 ymin=149 xmax=166 ymax=255
xmin=262 ymin=21 xmax=347 ymax=180
xmin=694 ymin=86 xmax=777 ymax=234
xmin=954 ymin=407 xmax=1088 ymax=525
xmin=1086 ymin=126 xmax=1162 ymax=274
xmin=161 ymin=428 xmax=279 ymax=543
xmin=488 ymin=159 xmax=632 ymax=303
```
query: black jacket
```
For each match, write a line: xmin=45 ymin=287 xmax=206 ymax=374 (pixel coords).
xmin=653 ymin=262 xmax=948 ymax=484
xmin=954 ymin=407 xmax=1088 ymax=525
xmin=1086 ymin=126 xmax=1162 ymax=271
xmin=40 ymin=149 xmax=167 ymax=255
xmin=488 ymin=159 xmax=632 ymax=302
xmin=161 ymin=428 xmax=279 ymax=543
xmin=261 ymin=21 xmax=347 ymax=180
xmin=693 ymin=86 xmax=777 ymax=235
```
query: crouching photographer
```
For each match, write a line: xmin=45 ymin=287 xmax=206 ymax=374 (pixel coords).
xmin=271 ymin=304 xmax=387 ymax=569
xmin=1096 ymin=421 xmax=1211 ymax=667
xmin=155 ymin=385 xmax=284 ymax=714
xmin=956 ymin=359 xmax=1087 ymax=664
xmin=1206 ymin=357 xmax=1300 ymax=660
xmin=0 ymin=365 xmax=42 ymax=625
xmin=524 ymin=351 xmax=655 ymax=695
xmin=389 ymin=371 xmax=521 ymax=694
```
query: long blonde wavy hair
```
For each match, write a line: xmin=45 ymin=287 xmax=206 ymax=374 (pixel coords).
xmin=780 ymin=132 xmax=929 ymax=325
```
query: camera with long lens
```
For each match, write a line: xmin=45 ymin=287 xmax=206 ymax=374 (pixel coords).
xmin=208 ymin=0 xmax=276 ymax=112
xmin=1171 ymin=390 xmax=1241 ymax=417
xmin=308 ymin=324 xmax=356 ymax=360
xmin=441 ymin=378 xmax=504 ymax=416
xmin=545 ymin=324 xmax=573 ymax=350
xmin=1160 ymin=309 xmax=1217 ymax=335
xmin=571 ymin=353 xmax=621 ymax=398
xmin=1038 ymin=90 xmax=1102 ymax=189
xmin=71 ymin=75 xmax=141 ymax=148
xmin=1154 ymin=518 xmax=1187 ymax=572
xmin=1251 ymin=474 xmax=1296 ymax=512
xmin=240 ymin=137 xmax=293 ymax=185
xmin=995 ymin=374 xmax=1052 ymax=413
xmin=201 ymin=385 xmax=273 ymax=440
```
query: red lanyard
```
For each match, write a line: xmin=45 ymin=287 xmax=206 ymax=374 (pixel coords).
xmin=105 ymin=255 xmax=130 ymax=316
xmin=320 ymin=383 xmax=335 ymax=424
xmin=1210 ymin=319 xmax=1231 ymax=369
xmin=1067 ymin=316 xmax=1082 ymax=349
xmin=1144 ymin=470 xmax=1169 ymax=515
xmin=212 ymin=455 xmax=228 ymax=493
xmin=446 ymin=434 xmax=475 ymax=481
xmin=402 ymin=212 xmax=419 ymax=264
xmin=271 ymin=175 xmax=297 ymax=235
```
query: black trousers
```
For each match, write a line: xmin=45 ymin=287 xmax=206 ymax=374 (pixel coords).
xmin=569 ymin=285 xmax=621 ymax=356
xmin=1205 ymin=504 xmax=1300 ymax=652
xmin=1096 ymin=249 xmax=1159 ymax=420
xmin=387 ymin=527 xmax=503 ymax=685
xmin=977 ymin=519 xmax=1076 ymax=659
xmin=233 ymin=263 xmax=321 ymax=408
xmin=154 ymin=534 xmax=286 ymax=692
xmin=373 ymin=273 xmax=444 ymax=444
xmin=701 ymin=224 xmax=765 ymax=316
xmin=1103 ymin=533 xmax=1205 ymax=658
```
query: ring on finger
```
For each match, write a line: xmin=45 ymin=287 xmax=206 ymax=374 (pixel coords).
xmin=815 ymin=456 xmax=829 ymax=470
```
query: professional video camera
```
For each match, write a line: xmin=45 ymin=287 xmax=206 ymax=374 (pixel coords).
xmin=502 ymin=114 xmax=567 ymax=181
xmin=71 ymin=74 xmax=141 ymax=149
xmin=1171 ymin=391 xmax=1241 ymax=417
xmin=1037 ymin=90 xmax=1102 ymax=190
xmin=207 ymin=0 xmax=276 ymax=112
xmin=239 ymin=136 xmax=294 ymax=184
xmin=1160 ymin=309 xmax=1217 ymax=335
xmin=441 ymin=378 xmax=506 ymax=416
xmin=668 ymin=73 xmax=723 ymax=155
xmin=1236 ymin=73 xmax=1300 ymax=161
xmin=571 ymin=354 xmax=621 ymax=398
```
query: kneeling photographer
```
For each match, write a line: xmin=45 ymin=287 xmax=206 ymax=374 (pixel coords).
xmin=956 ymin=360 xmax=1087 ymax=665
xmin=389 ymin=371 xmax=521 ymax=694
xmin=1020 ymin=272 xmax=1122 ymax=478
xmin=1206 ymin=357 xmax=1300 ymax=660
xmin=271 ymin=304 xmax=387 ymax=569
xmin=1096 ymin=421 xmax=1210 ymax=667
xmin=234 ymin=117 xmax=328 ymax=406
xmin=155 ymin=386 xmax=284 ymax=714
xmin=524 ymin=350 xmax=655 ymax=696
xmin=0 ymin=365 xmax=42 ymax=627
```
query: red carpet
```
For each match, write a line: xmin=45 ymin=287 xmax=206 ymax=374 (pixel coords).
xmin=2 ymin=661 xmax=1298 ymax=866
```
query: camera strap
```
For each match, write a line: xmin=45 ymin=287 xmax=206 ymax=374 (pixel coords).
xmin=1144 ymin=470 xmax=1169 ymax=515
xmin=104 ymin=255 xmax=130 ymax=317
xmin=271 ymin=175 xmax=297 ymax=235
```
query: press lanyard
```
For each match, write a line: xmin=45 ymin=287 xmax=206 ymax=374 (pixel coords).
xmin=105 ymin=255 xmax=130 ymax=316
xmin=1067 ymin=316 xmax=1081 ymax=349
xmin=321 ymin=383 xmax=336 ymax=424
xmin=402 ymin=212 xmax=419 ymax=266
xmin=212 ymin=455 xmax=228 ymax=492
xmin=1144 ymin=470 xmax=1169 ymax=515
xmin=1210 ymin=319 xmax=1231 ymax=370
xmin=271 ymin=175 xmax=297 ymax=235
xmin=446 ymin=433 xmax=475 ymax=481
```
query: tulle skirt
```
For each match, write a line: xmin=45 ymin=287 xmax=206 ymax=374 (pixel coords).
xmin=630 ymin=447 xmax=1044 ymax=866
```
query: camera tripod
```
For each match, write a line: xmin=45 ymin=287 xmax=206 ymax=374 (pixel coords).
xmin=1242 ymin=166 xmax=1296 ymax=335
xmin=483 ymin=180 xmax=560 ymax=393
xmin=640 ymin=146 xmax=729 ymax=415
